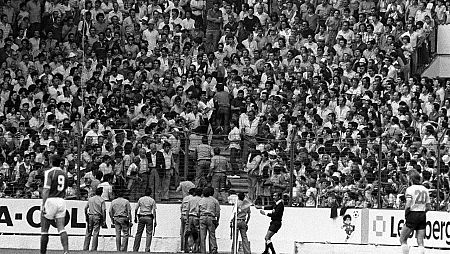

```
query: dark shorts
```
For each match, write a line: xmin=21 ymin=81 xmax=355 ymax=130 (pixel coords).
xmin=405 ymin=211 xmax=426 ymax=230
xmin=269 ymin=220 xmax=282 ymax=233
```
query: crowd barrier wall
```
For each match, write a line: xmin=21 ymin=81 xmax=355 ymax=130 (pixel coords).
xmin=1 ymin=199 xmax=450 ymax=252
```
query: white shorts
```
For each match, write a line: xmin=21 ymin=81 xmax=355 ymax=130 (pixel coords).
xmin=44 ymin=197 xmax=66 ymax=220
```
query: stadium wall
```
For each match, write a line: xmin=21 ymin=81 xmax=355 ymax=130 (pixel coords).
xmin=1 ymin=199 xmax=450 ymax=253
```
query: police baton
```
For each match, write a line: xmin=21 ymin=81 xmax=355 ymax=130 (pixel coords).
xmin=129 ymin=218 xmax=133 ymax=237
xmin=153 ymin=222 xmax=156 ymax=236
xmin=230 ymin=220 xmax=234 ymax=240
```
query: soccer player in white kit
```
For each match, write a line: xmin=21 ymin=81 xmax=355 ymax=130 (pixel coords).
xmin=399 ymin=169 xmax=431 ymax=254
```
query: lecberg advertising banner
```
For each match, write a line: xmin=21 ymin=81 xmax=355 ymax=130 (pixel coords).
xmin=368 ymin=209 xmax=450 ymax=248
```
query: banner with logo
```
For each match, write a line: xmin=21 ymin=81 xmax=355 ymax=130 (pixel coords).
xmin=0 ymin=199 xmax=238 ymax=239
xmin=3 ymin=199 xmax=450 ymax=251
xmin=283 ymin=208 xmax=364 ymax=245
xmin=0 ymin=199 xmax=133 ymax=236
xmin=368 ymin=210 xmax=450 ymax=248
xmin=0 ymin=199 xmax=366 ymax=250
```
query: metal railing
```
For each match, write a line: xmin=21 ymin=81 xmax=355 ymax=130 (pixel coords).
xmin=0 ymin=129 xmax=449 ymax=210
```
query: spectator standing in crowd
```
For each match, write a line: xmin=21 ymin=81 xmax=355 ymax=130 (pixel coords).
xmin=206 ymin=1 xmax=223 ymax=53
xmin=83 ymin=187 xmax=106 ymax=251
xmin=147 ymin=143 xmax=161 ymax=201
xmin=246 ymin=145 xmax=262 ymax=202
xmin=156 ymin=142 xmax=175 ymax=201
xmin=214 ymin=83 xmax=231 ymax=134
xmin=199 ymin=186 xmax=220 ymax=254
xmin=98 ymin=173 xmax=114 ymax=201
xmin=228 ymin=119 xmax=242 ymax=173
xmin=109 ymin=189 xmax=132 ymax=252
xmin=133 ymin=188 xmax=157 ymax=252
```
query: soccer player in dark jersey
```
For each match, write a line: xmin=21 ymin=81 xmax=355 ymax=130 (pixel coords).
xmin=259 ymin=192 xmax=284 ymax=254
xmin=40 ymin=156 xmax=69 ymax=254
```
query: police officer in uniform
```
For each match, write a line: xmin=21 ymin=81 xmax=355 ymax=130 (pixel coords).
xmin=259 ymin=192 xmax=284 ymax=254
xmin=109 ymin=189 xmax=133 ymax=251
xmin=133 ymin=188 xmax=157 ymax=252
xmin=198 ymin=187 xmax=220 ymax=254
xmin=180 ymin=187 xmax=194 ymax=250
xmin=231 ymin=192 xmax=251 ymax=254
xmin=83 ymin=187 xmax=106 ymax=251
xmin=209 ymin=147 xmax=230 ymax=200
xmin=185 ymin=188 xmax=203 ymax=252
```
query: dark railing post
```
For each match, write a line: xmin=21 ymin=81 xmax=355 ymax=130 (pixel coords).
xmin=436 ymin=133 xmax=446 ymax=210
xmin=377 ymin=138 xmax=383 ymax=209
xmin=76 ymin=136 xmax=81 ymax=199
xmin=289 ymin=127 xmax=297 ymax=206
xmin=184 ymin=131 xmax=190 ymax=180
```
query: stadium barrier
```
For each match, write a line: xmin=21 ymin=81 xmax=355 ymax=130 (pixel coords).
xmin=1 ymin=199 xmax=450 ymax=252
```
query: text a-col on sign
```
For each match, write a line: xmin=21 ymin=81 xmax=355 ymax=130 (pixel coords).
xmin=0 ymin=199 xmax=193 ymax=236
xmin=368 ymin=209 xmax=450 ymax=248
xmin=0 ymin=199 xmax=122 ymax=235
xmin=0 ymin=199 xmax=234 ymax=237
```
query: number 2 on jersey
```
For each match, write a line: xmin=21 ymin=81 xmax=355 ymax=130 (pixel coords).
xmin=414 ymin=190 xmax=427 ymax=204
xmin=57 ymin=175 xmax=65 ymax=191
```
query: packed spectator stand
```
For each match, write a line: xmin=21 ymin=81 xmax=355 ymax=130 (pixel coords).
xmin=0 ymin=0 xmax=447 ymax=212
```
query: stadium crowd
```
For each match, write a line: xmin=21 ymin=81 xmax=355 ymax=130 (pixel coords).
xmin=0 ymin=0 xmax=448 ymax=211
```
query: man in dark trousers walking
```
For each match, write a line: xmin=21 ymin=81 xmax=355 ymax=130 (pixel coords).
xmin=180 ymin=187 xmax=194 ymax=251
xmin=133 ymin=188 xmax=157 ymax=252
xmin=259 ymin=192 xmax=284 ymax=254
xmin=198 ymin=187 xmax=220 ymax=254
xmin=185 ymin=188 xmax=203 ymax=252
xmin=231 ymin=192 xmax=251 ymax=254
xmin=109 ymin=189 xmax=132 ymax=251
xmin=83 ymin=187 xmax=106 ymax=251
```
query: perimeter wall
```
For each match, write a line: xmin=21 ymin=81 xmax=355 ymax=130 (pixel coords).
xmin=1 ymin=199 xmax=450 ymax=253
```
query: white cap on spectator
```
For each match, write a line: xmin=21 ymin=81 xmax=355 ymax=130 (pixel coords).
xmin=443 ymin=155 xmax=450 ymax=164
xmin=256 ymin=144 xmax=265 ymax=152
xmin=268 ymin=150 xmax=277 ymax=156
xmin=68 ymin=52 xmax=76 ymax=58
